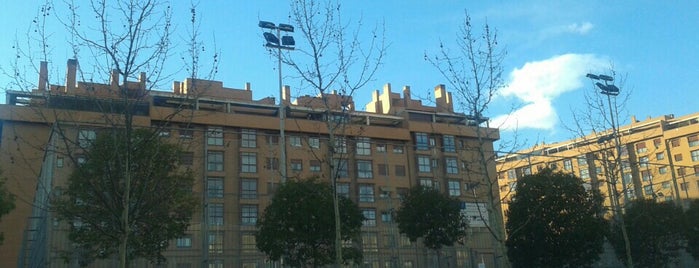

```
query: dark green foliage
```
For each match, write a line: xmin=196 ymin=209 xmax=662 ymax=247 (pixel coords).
xmin=0 ymin=174 xmax=16 ymax=244
xmin=395 ymin=185 xmax=468 ymax=250
xmin=255 ymin=179 xmax=364 ymax=267
xmin=52 ymin=129 xmax=197 ymax=265
xmin=685 ymin=199 xmax=699 ymax=259
xmin=505 ymin=169 xmax=607 ymax=268
xmin=609 ymin=199 xmax=684 ymax=267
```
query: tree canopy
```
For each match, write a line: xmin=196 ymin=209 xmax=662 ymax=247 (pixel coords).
xmin=255 ymin=179 xmax=363 ymax=267
xmin=685 ymin=199 xmax=699 ymax=260
xmin=0 ymin=173 xmax=16 ymax=245
xmin=395 ymin=185 xmax=468 ymax=251
xmin=505 ymin=169 xmax=607 ymax=268
xmin=52 ymin=129 xmax=197 ymax=265
xmin=609 ymin=199 xmax=684 ymax=267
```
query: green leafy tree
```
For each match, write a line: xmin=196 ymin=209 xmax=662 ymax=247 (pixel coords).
xmin=685 ymin=199 xmax=699 ymax=260
xmin=609 ymin=199 xmax=684 ymax=267
xmin=0 ymin=173 xmax=16 ymax=245
xmin=52 ymin=129 xmax=197 ymax=266
xmin=256 ymin=179 xmax=364 ymax=267
xmin=395 ymin=185 xmax=468 ymax=265
xmin=505 ymin=169 xmax=607 ymax=268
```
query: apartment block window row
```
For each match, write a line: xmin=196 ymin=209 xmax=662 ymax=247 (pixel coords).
xmin=241 ymin=179 xmax=257 ymax=199
xmin=207 ymin=127 xmax=223 ymax=146
xmin=241 ymin=205 xmax=258 ymax=226
xmin=241 ymin=129 xmax=257 ymax=148
xmin=448 ymin=181 xmax=461 ymax=196
xmin=357 ymin=160 xmax=373 ymax=179
xmin=207 ymin=177 xmax=224 ymax=198
xmin=443 ymin=135 xmax=456 ymax=152
xmin=208 ymin=203 xmax=224 ymax=226
xmin=207 ymin=151 xmax=224 ymax=172
xmin=240 ymin=152 xmax=257 ymax=173
xmin=445 ymin=157 xmax=459 ymax=174
xmin=359 ymin=184 xmax=375 ymax=203
xmin=356 ymin=137 xmax=371 ymax=155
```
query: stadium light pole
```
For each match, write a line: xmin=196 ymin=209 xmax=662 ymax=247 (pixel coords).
xmin=587 ymin=73 xmax=634 ymax=268
xmin=259 ymin=21 xmax=295 ymax=184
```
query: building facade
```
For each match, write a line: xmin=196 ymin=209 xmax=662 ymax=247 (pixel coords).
xmin=497 ymin=112 xmax=699 ymax=218
xmin=0 ymin=60 xmax=502 ymax=267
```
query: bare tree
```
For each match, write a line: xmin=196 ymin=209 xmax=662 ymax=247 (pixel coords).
xmin=2 ymin=1 xmax=220 ymax=267
xmin=566 ymin=70 xmax=635 ymax=268
xmin=425 ymin=11 xmax=510 ymax=267
xmin=280 ymin=0 xmax=387 ymax=265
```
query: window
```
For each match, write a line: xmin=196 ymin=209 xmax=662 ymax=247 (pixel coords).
xmin=676 ymin=154 xmax=684 ymax=162
xmin=241 ymin=179 xmax=257 ymax=199
xmin=207 ymin=127 xmax=223 ymax=146
xmin=400 ymin=234 xmax=412 ymax=247
xmin=657 ymin=152 xmax=665 ymax=160
xmin=336 ymin=183 xmax=350 ymax=198
xmin=662 ymin=181 xmax=671 ymax=189
xmin=659 ymin=166 xmax=668 ymax=174
xmin=376 ymin=144 xmax=386 ymax=153
xmin=395 ymin=165 xmax=406 ymax=177
xmin=678 ymin=167 xmax=686 ymax=176
xmin=445 ymin=157 xmax=459 ymax=174
xmin=622 ymin=160 xmax=631 ymax=170
xmin=362 ymin=232 xmax=378 ymax=252
xmin=681 ymin=182 xmax=689 ymax=191
xmin=507 ymin=169 xmax=517 ymax=180
xmin=392 ymin=145 xmax=404 ymax=154
xmin=357 ymin=160 xmax=373 ymax=179
xmin=290 ymin=159 xmax=303 ymax=172
xmin=644 ymin=185 xmax=653 ymax=195
xmin=77 ymin=155 xmax=86 ymax=166
xmin=290 ymin=136 xmax=302 ymax=147
xmin=207 ymin=177 xmax=224 ymax=198
xmin=523 ymin=166 xmax=532 ymax=176
xmin=56 ymin=157 xmax=64 ymax=168
xmin=77 ymin=129 xmax=96 ymax=148
xmin=208 ymin=232 xmax=223 ymax=254
xmin=641 ymin=170 xmax=652 ymax=181
xmin=377 ymin=164 xmax=388 ymax=176
xmin=179 ymin=127 xmax=194 ymax=139
xmin=208 ymin=203 xmax=224 ymax=226
xmin=671 ymin=138 xmax=680 ymax=147
xmin=420 ymin=178 xmax=434 ymax=188
xmin=577 ymin=156 xmax=588 ymax=166
xmin=692 ymin=150 xmax=699 ymax=162
xmin=639 ymin=156 xmax=649 ymax=168
xmin=334 ymin=137 xmax=347 ymax=153
xmin=241 ymin=129 xmax=256 ymax=148
xmin=579 ymin=169 xmax=590 ymax=179
xmin=333 ymin=159 xmax=348 ymax=177
xmin=654 ymin=138 xmax=662 ymax=148
xmin=356 ymin=138 xmax=371 ymax=155
xmin=241 ymin=152 xmax=257 ymax=173
xmin=695 ymin=166 xmax=699 ymax=176
xmin=417 ymin=156 xmax=431 ymax=173
xmin=266 ymin=134 xmax=279 ymax=145
xmin=448 ymin=181 xmax=461 ymax=196
xmin=308 ymin=137 xmax=320 ymax=148
xmin=359 ymin=184 xmax=374 ymax=202
xmin=623 ymin=173 xmax=633 ymax=184
xmin=310 ymin=160 xmax=321 ymax=172
xmin=563 ymin=159 xmax=572 ymax=170
xmin=180 ymin=152 xmax=194 ymax=166
xmin=381 ymin=211 xmax=392 ymax=222
xmin=207 ymin=151 xmax=224 ymax=172
xmin=689 ymin=135 xmax=699 ymax=147
xmin=415 ymin=133 xmax=429 ymax=150
xmin=635 ymin=142 xmax=647 ymax=153
xmin=443 ymin=135 xmax=456 ymax=152
xmin=158 ymin=128 xmax=171 ymax=138
xmin=176 ymin=236 xmax=192 ymax=248
xmin=362 ymin=209 xmax=376 ymax=226
xmin=241 ymin=205 xmax=258 ymax=225
xmin=265 ymin=157 xmax=279 ymax=170
xmin=241 ymin=233 xmax=257 ymax=253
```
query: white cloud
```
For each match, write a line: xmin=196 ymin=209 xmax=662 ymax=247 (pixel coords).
xmin=565 ymin=22 xmax=594 ymax=35
xmin=492 ymin=53 xmax=606 ymax=131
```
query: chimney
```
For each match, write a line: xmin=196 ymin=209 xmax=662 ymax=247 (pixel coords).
xmin=38 ymin=61 xmax=48 ymax=91
xmin=283 ymin=85 xmax=291 ymax=105
xmin=139 ymin=72 xmax=146 ymax=90
xmin=245 ymin=82 xmax=251 ymax=91
xmin=403 ymin=86 xmax=411 ymax=100
xmin=173 ymin=81 xmax=181 ymax=94
xmin=110 ymin=69 xmax=119 ymax=86
xmin=65 ymin=59 xmax=78 ymax=91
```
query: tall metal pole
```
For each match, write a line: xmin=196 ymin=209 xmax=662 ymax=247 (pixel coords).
xmin=277 ymin=27 xmax=287 ymax=184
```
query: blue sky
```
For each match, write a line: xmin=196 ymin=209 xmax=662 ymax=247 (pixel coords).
xmin=1 ymin=0 xmax=698 ymax=150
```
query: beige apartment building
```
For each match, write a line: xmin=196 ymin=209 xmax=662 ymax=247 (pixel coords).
xmin=497 ymin=112 xmax=699 ymax=218
xmin=0 ymin=59 xmax=503 ymax=267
